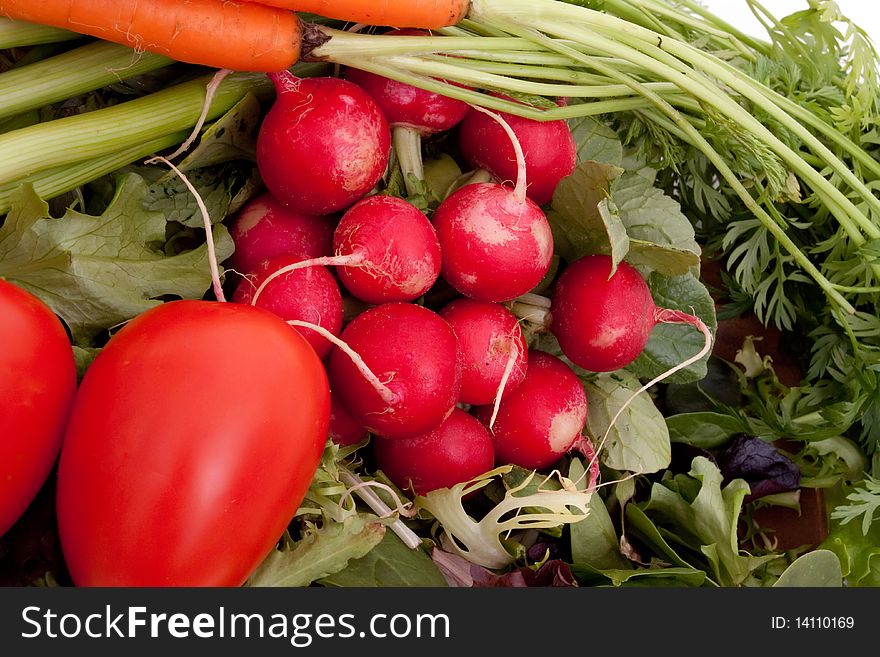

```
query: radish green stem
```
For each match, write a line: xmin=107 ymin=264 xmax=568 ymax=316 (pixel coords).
xmin=488 ymin=17 xmax=855 ymax=315
xmin=285 ymin=319 xmax=396 ymax=406
xmin=508 ymin=299 xmax=550 ymax=328
xmin=497 ymin=15 xmax=873 ymax=243
xmin=471 ymin=1 xmax=879 ymax=240
xmin=516 ymin=292 xmax=552 ymax=309
xmin=471 ymin=105 xmax=527 ymax=202
xmin=391 ymin=126 xmax=425 ymax=197
xmin=0 ymin=41 xmax=173 ymax=122
xmin=337 ymin=464 xmax=422 ymax=549
xmin=145 ymin=155 xmax=225 ymax=303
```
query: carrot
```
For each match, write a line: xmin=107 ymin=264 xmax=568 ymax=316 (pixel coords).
xmin=241 ymin=0 xmax=470 ymax=29
xmin=0 ymin=0 xmax=302 ymax=72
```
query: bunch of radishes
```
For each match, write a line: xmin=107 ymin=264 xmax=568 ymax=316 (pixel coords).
xmin=227 ymin=59 xmax=710 ymax=499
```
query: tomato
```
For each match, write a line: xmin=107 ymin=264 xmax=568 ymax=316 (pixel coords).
xmin=0 ymin=279 xmax=76 ymax=538
xmin=56 ymin=300 xmax=330 ymax=586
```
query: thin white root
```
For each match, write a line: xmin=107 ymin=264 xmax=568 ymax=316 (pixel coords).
xmin=166 ymin=67 xmax=233 ymax=161
xmin=337 ymin=465 xmax=422 ymax=550
xmin=251 ymin=253 xmax=364 ymax=306
xmin=588 ymin=309 xmax=713 ymax=477
xmin=470 ymin=104 xmax=528 ymax=203
xmin=144 ymin=154 xmax=225 ymax=302
xmin=489 ymin=336 xmax=520 ymax=431
xmin=286 ymin=320 xmax=396 ymax=405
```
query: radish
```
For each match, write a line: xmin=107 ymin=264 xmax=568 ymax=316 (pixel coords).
xmin=431 ymin=108 xmax=553 ymax=302
xmin=249 ymin=194 xmax=441 ymax=306
xmin=332 ymin=194 xmax=441 ymax=304
xmin=231 ymin=253 xmax=343 ymax=360
xmin=439 ymin=297 xmax=527 ymax=407
xmin=345 ymin=30 xmax=470 ymax=197
xmin=458 ymin=98 xmax=576 ymax=206
xmin=256 ymin=71 xmax=391 ymax=215
xmin=327 ymin=302 xmax=462 ymax=440
xmin=328 ymin=392 xmax=368 ymax=447
xmin=472 ymin=350 xmax=587 ymax=471
xmin=549 ymin=254 xmax=712 ymax=373
xmin=228 ymin=192 xmax=334 ymax=276
xmin=372 ymin=408 xmax=495 ymax=496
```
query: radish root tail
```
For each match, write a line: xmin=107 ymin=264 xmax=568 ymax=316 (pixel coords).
xmin=144 ymin=154 xmax=225 ymax=302
xmin=286 ymin=319 xmax=396 ymax=406
xmin=470 ymin=104 xmax=528 ymax=203
xmin=589 ymin=309 xmax=713 ymax=476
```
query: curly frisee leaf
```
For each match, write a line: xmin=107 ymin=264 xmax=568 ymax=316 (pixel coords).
xmin=415 ymin=466 xmax=593 ymax=569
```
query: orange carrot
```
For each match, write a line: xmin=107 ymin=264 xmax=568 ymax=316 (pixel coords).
xmin=0 ymin=0 xmax=302 ymax=72
xmin=242 ymin=0 xmax=470 ymax=29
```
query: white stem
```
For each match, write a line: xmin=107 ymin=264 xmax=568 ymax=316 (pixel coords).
xmin=470 ymin=104 xmax=528 ymax=202
xmin=286 ymin=320 xmax=396 ymax=405
xmin=144 ymin=154 xmax=225 ymax=302
xmin=508 ymin=300 xmax=550 ymax=328
xmin=392 ymin=125 xmax=425 ymax=197
xmin=515 ymin=292 xmax=552 ymax=308
xmin=337 ymin=465 xmax=423 ymax=550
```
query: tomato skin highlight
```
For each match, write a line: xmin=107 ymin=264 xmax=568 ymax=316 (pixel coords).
xmin=56 ymin=300 xmax=330 ymax=586
xmin=0 ymin=280 xmax=76 ymax=538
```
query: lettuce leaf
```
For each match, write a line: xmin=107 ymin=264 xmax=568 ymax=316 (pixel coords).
xmin=0 ymin=173 xmax=233 ymax=345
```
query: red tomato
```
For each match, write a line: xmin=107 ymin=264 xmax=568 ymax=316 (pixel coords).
xmin=0 ymin=280 xmax=76 ymax=538
xmin=56 ymin=300 xmax=330 ymax=586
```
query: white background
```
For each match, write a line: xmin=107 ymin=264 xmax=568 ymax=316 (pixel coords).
xmin=700 ymin=0 xmax=880 ymax=44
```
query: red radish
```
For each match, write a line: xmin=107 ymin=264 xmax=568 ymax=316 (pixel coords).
xmin=372 ymin=408 xmax=495 ymax=496
xmin=345 ymin=31 xmax=469 ymax=137
xmin=549 ymin=254 xmax=712 ymax=373
xmin=250 ymin=194 xmax=441 ymax=307
xmin=439 ymin=298 xmax=527 ymax=406
xmin=332 ymin=195 xmax=441 ymax=304
xmin=327 ymin=302 xmax=462 ymax=440
xmin=231 ymin=253 xmax=343 ymax=360
xmin=345 ymin=29 xmax=470 ymax=197
xmin=328 ymin=392 xmax=368 ymax=447
xmin=256 ymin=71 xmax=391 ymax=215
xmin=458 ymin=99 xmax=576 ymax=206
xmin=473 ymin=350 xmax=587 ymax=471
xmin=228 ymin=192 xmax=334 ymax=276
xmin=432 ymin=108 xmax=553 ymax=302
